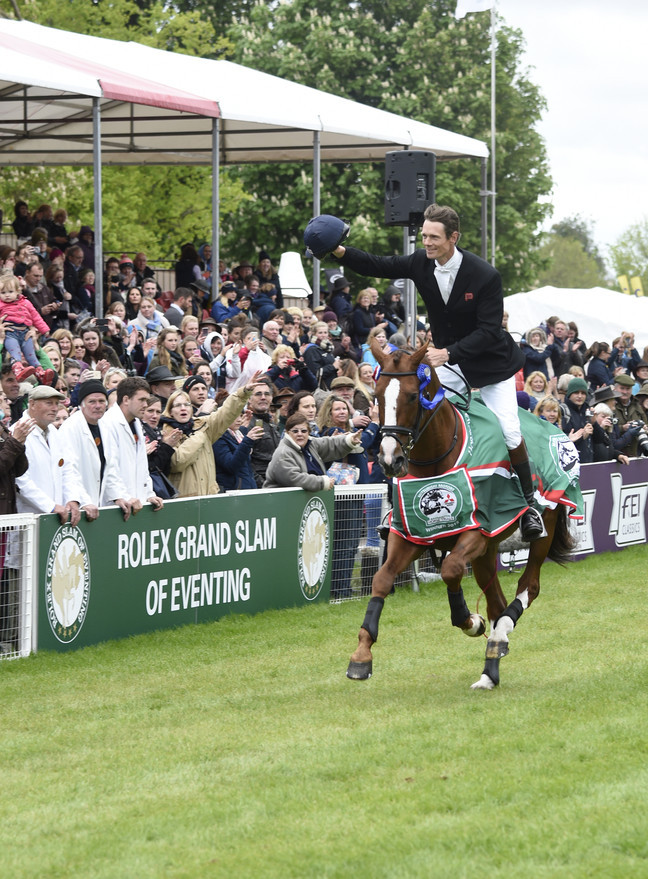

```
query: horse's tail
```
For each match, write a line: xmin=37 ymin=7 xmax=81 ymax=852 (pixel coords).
xmin=546 ymin=505 xmax=576 ymax=565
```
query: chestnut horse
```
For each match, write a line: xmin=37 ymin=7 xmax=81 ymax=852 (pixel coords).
xmin=347 ymin=342 xmax=574 ymax=689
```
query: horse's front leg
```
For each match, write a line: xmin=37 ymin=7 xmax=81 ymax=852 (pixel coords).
xmin=347 ymin=534 xmax=423 ymax=680
xmin=440 ymin=531 xmax=489 ymax=638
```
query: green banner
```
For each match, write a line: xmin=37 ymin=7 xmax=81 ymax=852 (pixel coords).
xmin=37 ymin=490 xmax=333 ymax=652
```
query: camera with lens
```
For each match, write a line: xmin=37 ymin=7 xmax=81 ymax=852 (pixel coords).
xmin=636 ymin=425 xmax=648 ymax=456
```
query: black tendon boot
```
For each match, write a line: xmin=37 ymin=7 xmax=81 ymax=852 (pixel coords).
xmin=509 ymin=441 xmax=546 ymax=541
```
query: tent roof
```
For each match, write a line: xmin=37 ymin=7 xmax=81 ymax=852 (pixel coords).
xmin=0 ymin=19 xmax=488 ymax=166
xmin=505 ymin=286 xmax=648 ymax=353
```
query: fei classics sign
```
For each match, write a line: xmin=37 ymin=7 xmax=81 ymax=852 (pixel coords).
xmin=38 ymin=490 xmax=333 ymax=652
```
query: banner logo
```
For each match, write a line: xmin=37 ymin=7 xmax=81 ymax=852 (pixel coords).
xmin=298 ymin=497 xmax=330 ymax=600
xmin=609 ymin=473 xmax=647 ymax=547
xmin=44 ymin=526 xmax=91 ymax=643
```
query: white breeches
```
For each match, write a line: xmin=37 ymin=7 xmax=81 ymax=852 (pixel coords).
xmin=435 ymin=365 xmax=522 ymax=450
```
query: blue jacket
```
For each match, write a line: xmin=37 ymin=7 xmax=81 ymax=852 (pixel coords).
xmin=213 ymin=431 xmax=257 ymax=492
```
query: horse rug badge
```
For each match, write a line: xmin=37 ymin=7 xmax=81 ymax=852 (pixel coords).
xmin=393 ymin=466 xmax=479 ymax=543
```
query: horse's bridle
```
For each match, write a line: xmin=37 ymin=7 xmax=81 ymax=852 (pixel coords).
xmin=378 ymin=364 xmax=470 ymax=467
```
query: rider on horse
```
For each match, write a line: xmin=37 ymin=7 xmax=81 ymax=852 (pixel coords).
xmin=304 ymin=204 xmax=545 ymax=543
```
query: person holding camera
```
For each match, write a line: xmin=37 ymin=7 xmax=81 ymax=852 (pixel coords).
xmin=609 ymin=331 xmax=641 ymax=374
xmin=266 ymin=345 xmax=317 ymax=393
xmin=591 ymin=403 xmax=630 ymax=465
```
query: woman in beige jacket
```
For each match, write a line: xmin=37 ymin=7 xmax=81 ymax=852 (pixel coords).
xmin=160 ymin=371 xmax=262 ymax=497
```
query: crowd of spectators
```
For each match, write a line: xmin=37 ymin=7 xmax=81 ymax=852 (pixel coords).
xmin=1 ymin=198 xmax=647 ymax=642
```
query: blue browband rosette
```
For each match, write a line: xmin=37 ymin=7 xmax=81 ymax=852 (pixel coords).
xmin=417 ymin=363 xmax=445 ymax=410
xmin=372 ymin=364 xmax=381 ymax=382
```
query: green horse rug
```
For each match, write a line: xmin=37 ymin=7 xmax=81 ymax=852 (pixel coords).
xmin=391 ymin=394 xmax=584 ymax=545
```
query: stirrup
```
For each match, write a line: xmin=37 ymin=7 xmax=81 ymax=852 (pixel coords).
xmin=519 ymin=507 xmax=547 ymax=541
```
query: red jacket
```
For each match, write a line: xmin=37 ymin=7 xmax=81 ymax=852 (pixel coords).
xmin=0 ymin=295 xmax=50 ymax=336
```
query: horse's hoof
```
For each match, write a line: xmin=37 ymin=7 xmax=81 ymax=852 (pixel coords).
xmin=485 ymin=638 xmax=509 ymax=660
xmin=470 ymin=673 xmax=496 ymax=690
xmin=462 ymin=613 xmax=486 ymax=637
xmin=346 ymin=660 xmax=372 ymax=680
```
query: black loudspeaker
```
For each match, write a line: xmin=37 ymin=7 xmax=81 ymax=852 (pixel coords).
xmin=384 ymin=150 xmax=436 ymax=227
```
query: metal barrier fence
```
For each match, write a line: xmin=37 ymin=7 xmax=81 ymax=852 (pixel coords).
xmin=330 ymin=485 xmax=441 ymax=601
xmin=0 ymin=514 xmax=37 ymax=660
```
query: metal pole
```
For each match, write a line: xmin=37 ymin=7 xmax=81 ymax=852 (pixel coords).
xmin=490 ymin=5 xmax=496 ymax=267
xmin=212 ymin=117 xmax=220 ymax=298
xmin=92 ymin=97 xmax=103 ymax=317
xmin=404 ymin=224 xmax=417 ymax=348
xmin=480 ymin=157 xmax=488 ymax=261
xmin=312 ymin=130 xmax=321 ymax=307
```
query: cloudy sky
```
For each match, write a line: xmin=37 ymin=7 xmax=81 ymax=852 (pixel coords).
xmin=492 ymin=0 xmax=646 ymax=262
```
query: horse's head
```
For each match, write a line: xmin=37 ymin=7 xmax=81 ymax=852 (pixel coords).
xmin=372 ymin=340 xmax=444 ymax=478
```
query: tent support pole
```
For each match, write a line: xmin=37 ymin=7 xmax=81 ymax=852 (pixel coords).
xmin=480 ymin=157 xmax=488 ymax=261
xmin=212 ymin=117 xmax=220 ymax=300
xmin=312 ymin=130 xmax=321 ymax=308
xmin=92 ymin=97 xmax=103 ymax=316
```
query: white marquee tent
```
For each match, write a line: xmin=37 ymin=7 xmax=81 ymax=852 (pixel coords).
xmin=504 ymin=286 xmax=648 ymax=353
xmin=0 ymin=19 xmax=488 ymax=308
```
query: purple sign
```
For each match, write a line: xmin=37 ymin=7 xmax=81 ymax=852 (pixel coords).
xmin=499 ymin=457 xmax=648 ymax=569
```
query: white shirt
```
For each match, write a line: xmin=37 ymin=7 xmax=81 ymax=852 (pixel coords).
xmin=13 ymin=415 xmax=84 ymax=514
xmin=434 ymin=247 xmax=463 ymax=304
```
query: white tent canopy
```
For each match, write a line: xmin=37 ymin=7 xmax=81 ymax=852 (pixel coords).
xmin=0 ymin=19 xmax=488 ymax=309
xmin=505 ymin=286 xmax=648 ymax=353
xmin=0 ymin=19 xmax=488 ymax=165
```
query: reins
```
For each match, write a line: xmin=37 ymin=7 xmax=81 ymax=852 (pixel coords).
xmin=378 ymin=363 xmax=471 ymax=468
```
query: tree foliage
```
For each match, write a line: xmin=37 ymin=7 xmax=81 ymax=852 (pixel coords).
xmin=0 ymin=0 xmax=244 ymax=259
xmin=224 ymin=0 xmax=553 ymax=292
xmin=534 ymin=236 xmax=608 ymax=289
xmin=609 ymin=219 xmax=648 ymax=294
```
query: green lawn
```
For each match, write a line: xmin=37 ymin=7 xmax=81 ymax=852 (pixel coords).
xmin=2 ymin=548 xmax=647 ymax=879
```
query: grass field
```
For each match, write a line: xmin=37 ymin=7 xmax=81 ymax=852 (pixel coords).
xmin=2 ymin=547 xmax=648 ymax=879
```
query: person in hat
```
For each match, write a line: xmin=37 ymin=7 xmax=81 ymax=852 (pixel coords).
xmin=116 ymin=255 xmax=137 ymax=296
xmin=77 ymin=226 xmax=95 ymax=272
xmin=329 ymin=376 xmax=372 ymax=429
xmin=146 ymin=365 xmax=178 ymax=406
xmin=163 ymin=287 xmax=194 ymax=328
xmin=182 ymin=374 xmax=215 ymax=416
xmin=325 ymin=204 xmax=545 ymax=541
xmin=58 ymin=380 xmax=133 ymax=519
xmin=211 ymin=281 xmax=241 ymax=324
xmin=190 ymin=278 xmax=212 ymax=313
xmin=611 ymin=372 xmax=647 ymax=457
xmin=562 ymin=377 xmax=594 ymax=463
xmin=232 ymin=260 xmax=254 ymax=292
xmin=271 ymin=386 xmax=295 ymax=435
xmin=328 ymin=275 xmax=352 ymax=320
xmin=254 ymin=251 xmax=283 ymax=307
xmin=591 ymin=402 xmax=630 ymax=465
xmin=631 ymin=360 xmax=648 ymax=394
xmin=13 ymin=385 xmax=87 ymax=524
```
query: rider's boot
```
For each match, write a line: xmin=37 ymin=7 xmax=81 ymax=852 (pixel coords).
xmin=509 ymin=440 xmax=547 ymax=541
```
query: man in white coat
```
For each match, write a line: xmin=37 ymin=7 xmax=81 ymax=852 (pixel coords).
xmin=13 ymin=385 xmax=86 ymax=523
xmin=58 ymin=380 xmax=134 ymax=520
xmin=100 ymin=376 xmax=164 ymax=513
